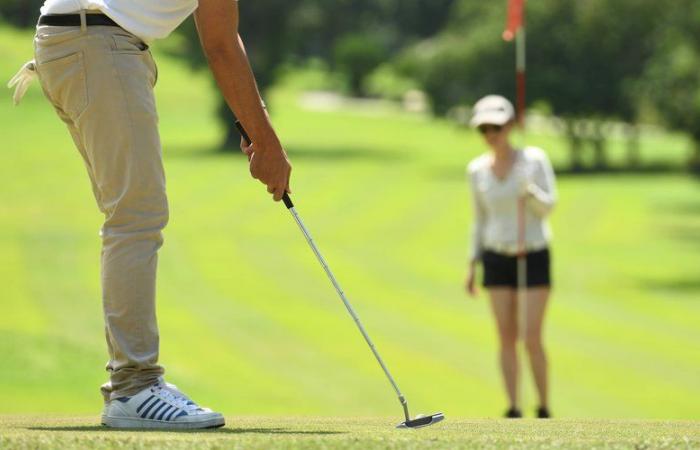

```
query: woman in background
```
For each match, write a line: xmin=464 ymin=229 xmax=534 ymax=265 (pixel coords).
xmin=465 ymin=95 xmax=557 ymax=418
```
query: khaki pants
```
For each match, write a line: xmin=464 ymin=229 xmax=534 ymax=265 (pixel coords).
xmin=34 ymin=22 xmax=167 ymax=402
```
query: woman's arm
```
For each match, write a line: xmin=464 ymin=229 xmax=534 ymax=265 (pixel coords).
xmin=524 ymin=150 xmax=557 ymax=217
xmin=466 ymin=167 xmax=485 ymax=297
xmin=468 ymin=168 xmax=486 ymax=263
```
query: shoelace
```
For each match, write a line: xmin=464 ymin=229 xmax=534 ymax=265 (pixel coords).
xmin=7 ymin=60 xmax=37 ymax=106
xmin=157 ymin=378 xmax=196 ymax=405
xmin=152 ymin=384 xmax=200 ymax=412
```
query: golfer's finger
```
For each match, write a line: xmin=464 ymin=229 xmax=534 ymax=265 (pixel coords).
xmin=274 ymin=185 xmax=288 ymax=201
xmin=243 ymin=148 xmax=253 ymax=162
xmin=248 ymin=154 xmax=259 ymax=179
xmin=267 ymin=184 xmax=275 ymax=194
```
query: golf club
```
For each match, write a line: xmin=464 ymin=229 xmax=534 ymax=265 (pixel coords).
xmin=235 ymin=120 xmax=444 ymax=429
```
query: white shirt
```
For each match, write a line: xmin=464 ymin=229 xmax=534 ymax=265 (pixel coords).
xmin=40 ymin=0 xmax=199 ymax=42
xmin=467 ymin=147 xmax=557 ymax=260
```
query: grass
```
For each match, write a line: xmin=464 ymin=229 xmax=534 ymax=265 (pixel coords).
xmin=1 ymin=21 xmax=699 ymax=433
xmin=1 ymin=416 xmax=698 ymax=449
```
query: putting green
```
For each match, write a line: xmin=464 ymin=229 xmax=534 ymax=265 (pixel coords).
xmin=1 ymin=416 xmax=698 ymax=449
xmin=1 ymin=25 xmax=699 ymax=420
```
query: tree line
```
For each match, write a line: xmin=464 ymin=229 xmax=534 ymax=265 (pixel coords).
xmin=3 ymin=0 xmax=698 ymax=170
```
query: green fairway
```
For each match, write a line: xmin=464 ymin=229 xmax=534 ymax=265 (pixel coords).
xmin=1 ymin=416 xmax=698 ymax=450
xmin=1 ymin=22 xmax=699 ymax=424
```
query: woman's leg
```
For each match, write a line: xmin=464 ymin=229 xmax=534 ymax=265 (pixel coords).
xmin=488 ymin=288 xmax=519 ymax=409
xmin=524 ymin=287 xmax=550 ymax=409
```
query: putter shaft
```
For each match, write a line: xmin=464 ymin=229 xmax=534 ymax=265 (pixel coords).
xmin=234 ymin=120 xmax=411 ymax=422
xmin=286 ymin=202 xmax=411 ymax=422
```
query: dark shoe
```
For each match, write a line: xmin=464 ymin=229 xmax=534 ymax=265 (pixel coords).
xmin=536 ymin=406 xmax=551 ymax=418
xmin=504 ymin=407 xmax=522 ymax=418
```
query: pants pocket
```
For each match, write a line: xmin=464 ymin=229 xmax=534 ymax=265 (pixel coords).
xmin=35 ymin=27 xmax=82 ymax=46
xmin=111 ymin=32 xmax=149 ymax=54
xmin=36 ymin=51 xmax=89 ymax=120
xmin=110 ymin=32 xmax=156 ymax=87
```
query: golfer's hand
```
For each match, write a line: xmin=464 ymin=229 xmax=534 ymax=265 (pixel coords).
xmin=249 ymin=141 xmax=292 ymax=201
xmin=465 ymin=266 xmax=478 ymax=298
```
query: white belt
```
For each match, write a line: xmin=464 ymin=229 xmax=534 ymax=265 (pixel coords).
xmin=483 ymin=241 xmax=548 ymax=256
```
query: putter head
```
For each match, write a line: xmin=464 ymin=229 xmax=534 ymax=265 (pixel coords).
xmin=396 ymin=412 xmax=445 ymax=429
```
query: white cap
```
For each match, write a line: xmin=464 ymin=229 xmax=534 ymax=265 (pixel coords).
xmin=470 ymin=95 xmax=515 ymax=127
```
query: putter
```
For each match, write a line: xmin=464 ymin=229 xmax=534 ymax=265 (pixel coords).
xmin=235 ymin=120 xmax=444 ymax=429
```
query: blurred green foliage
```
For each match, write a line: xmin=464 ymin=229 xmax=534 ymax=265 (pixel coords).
xmin=391 ymin=1 xmax=659 ymax=169
xmin=0 ymin=0 xmax=42 ymax=27
xmin=638 ymin=0 xmax=700 ymax=168
xmin=333 ymin=33 xmax=387 ymax=95
xmin=169 ymin=0 xmax=456 ymax=148
xmin=4 ymin=1 xmax=699 ymax=166
xmin=171 ymin=0 xmax=700 ymax=166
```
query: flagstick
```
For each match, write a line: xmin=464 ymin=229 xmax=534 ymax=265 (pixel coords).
xmin=515 ymin=27 xmax=526 ymax=127
xmin=504 ymin=0 xmax=528 ymax=418
xmin=515 ymin=22 xmax=528 ymax=419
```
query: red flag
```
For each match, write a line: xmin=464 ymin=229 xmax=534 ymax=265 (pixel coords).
xmin=503 ymin=0 xmax=525 ymax=41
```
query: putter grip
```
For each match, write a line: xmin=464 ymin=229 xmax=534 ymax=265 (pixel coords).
xmin=282 ymin=193 xmax=294 ymax=209
xmin=234 ymin=120 xmax=251 ymax=145
xmin=234 ymin=120 xmax=294 ymax=209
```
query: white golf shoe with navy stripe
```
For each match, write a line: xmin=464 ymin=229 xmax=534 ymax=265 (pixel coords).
xmin=101 ymin=379 xmax=225 ymax=429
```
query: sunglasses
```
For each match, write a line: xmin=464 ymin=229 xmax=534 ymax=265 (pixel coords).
xmin=478 ymin=124 xmax=503 ymax=134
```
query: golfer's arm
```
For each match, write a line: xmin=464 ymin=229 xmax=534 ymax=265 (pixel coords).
xmin=194 ymin=0 xmax=279 ymax=150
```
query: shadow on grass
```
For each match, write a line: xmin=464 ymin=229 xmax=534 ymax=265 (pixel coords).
xmin=638 ymin=277 xmax=700 ymax=294
xmin=664 ymin=201 xmax=700 ymax=216
xmin=428 ymin=163 xmax=688 ymax=182
xmin=666 ymin=227 xmax=700 ymax=246
xmin=164 ymin=144 xmax=406 ymax=163
xmin=285 ymin=146 xmax=403 ymax=162
xmin=553 ymin=163 xmax=685 ymax=177
xmin=28 ymin=426 xmax=344 ymax=435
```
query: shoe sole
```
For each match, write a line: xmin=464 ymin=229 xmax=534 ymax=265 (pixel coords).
xmin=101 ymin=415 xmax=225 ymax=430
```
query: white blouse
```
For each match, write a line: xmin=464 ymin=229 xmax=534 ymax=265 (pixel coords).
xmin=467 ymin=147 xmax=557 ymax=261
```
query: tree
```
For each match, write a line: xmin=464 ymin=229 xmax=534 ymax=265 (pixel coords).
xmin=527 ymin=0 xmax=664 ymax=170
xmin=392 ymin=0 xmax=667 ymax=171
xmin=172 ymin=0 xmax=456 ymax=150
xmin=170 ymin=1 xmax=298 ymax=150
xmin=3 ymin=0 xmax=457 ymax=151
xmin=638 ymin=1 xmax=700 ymax=171
xmin=0 ymin=0 xmax=43 ymax=27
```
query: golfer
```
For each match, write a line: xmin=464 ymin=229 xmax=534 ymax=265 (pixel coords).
xmin=12 ymin=0 xmax=291 ymax=429
xmin=464 ymin=95 xmax=556 ymax=419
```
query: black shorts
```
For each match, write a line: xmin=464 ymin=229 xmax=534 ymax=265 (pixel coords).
xmin=482 ymin=248 xmax=551 ymax=288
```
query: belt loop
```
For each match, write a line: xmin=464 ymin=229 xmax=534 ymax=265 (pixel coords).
xmin=79 ymin=10 xmax=87 ymax=33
